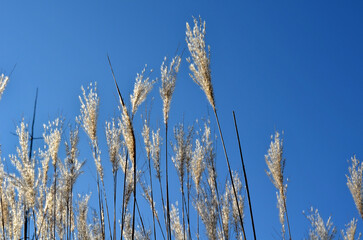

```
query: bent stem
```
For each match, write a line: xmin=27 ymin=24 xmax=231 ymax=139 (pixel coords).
xmin=233 ymin=111 xmax=256 ymax=240
xmin=165 ymin=123 xmax=171 ymax=240
xmin=213 ymin=108 xmax=246 ymax=240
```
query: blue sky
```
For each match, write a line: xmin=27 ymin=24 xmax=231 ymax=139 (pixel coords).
xmin=1 ymin=1 xmax=363 ymax=239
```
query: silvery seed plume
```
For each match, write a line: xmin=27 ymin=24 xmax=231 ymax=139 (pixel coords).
xmin=341 ymin=218 xmax=361 ymax=240
xmin=43 ymin=118 xmax=62 ymax=166
xmin=172 ymin=123 xmax=193 ymax=191
xmin=230 ymin=171 xmax=244 ymax=239
xmin=9 ymin=120 xmax=36 ymax=208
xmin=221 ymin=182 xmax=230 ymax=240
xmin=76 ymin=82 xmax=99 ymax=142
xmin=140 ymin=181 xmax=160 ymax=224
xmin=0 ymin=74 xmax=9 ymax=100
xmin=105 ymin=119 xmax=122 ymax=174
xmin=90 ymin=209 xmax=102 ymax=240
xmin=130 ymin=65 xmax=156 ymax=117
xmin=64 ymin=127 xmax=84 ymax=191
xmin=346 ymin=156 xmax=363 ymax=219
xmin=195 ymin=181 xmax=218 ymax=240
xmin=265 ymin=131 xmax=285 ymax=193
xmin=159 ymin=55 xmax=181 ymax=124
xmin=119 ymin=103 xmax=136 ymax=164
xmin=170 ymin=202 xmax=183 ymax=240
xmin=76 ymin=194 xmax=91 ymax=240
xmin=142 ymin=120 xmax=151 ymax=160
xmin=277 ymin=190 xmax=286 ymax=237
xmin=305 ymin=207 xmax=336 ymax=240
xmin=186 ymin=17 xmax=215 ymax=109
xmin=151 ymin=128 xmax=162 ymax=180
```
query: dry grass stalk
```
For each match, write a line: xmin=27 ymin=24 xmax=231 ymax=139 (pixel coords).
xmin=186 ymin=17 xmax=245 ymax=240
xmin=341 ymin=218 xmax=361 ymax=240
xmin=346 ymin=156 xmax=363 ymax=219
xmin=130 ymin=65 xmax=156 ymax=117
xmin=265 ymin=131 xmax=291 ymax=240
xmin=0 ymin=74 xmax=9 ymax=100
xmin=186 ymin=17 xmax=215 ymax=110
xmin=160 ymin=55 xmax=181 ymax=240
xmin=305 ymin=207 xmax=336 ymax=240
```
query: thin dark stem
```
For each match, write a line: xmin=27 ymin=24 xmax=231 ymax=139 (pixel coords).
xmin=53 ymin=163 xmax=57 ymax=239
xmin=158 ymin=176 xmax=167 ymax=229
xmin=135 ymin=198 xmax=147 ymax=237
xmin=131 ymin=150 xmax=137 ymax=239
xmin=120 ymin=152 xmax=129 ymax=240
xmin=97 ymin=176 xmax=105 ymax=240
xmin=148 ymin=155 xmax=157 ymax=240
xmin=213 ymin=108 xmax=247 ymax=240
xmin=181 ymin=192 xmax=192 ymax=240
xmin=187 ymin=170 xmax=191 ymax=240
xmin=0 ymin=196 xmax=5 ymax=240
xmin=165 ymin=123 xmax=171 ymax=240
xmin=113 ymin=170 xmax=117 ymax=240
xmin=24 ymin=88 xmax=38 ymax=240
xmin=233 ymin=111 xmax=257 ymax=240
xmin=281 ymin=188 xmax=292 ymax=240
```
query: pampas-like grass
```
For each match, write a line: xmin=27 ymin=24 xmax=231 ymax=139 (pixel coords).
xmin=347 ymin=156 xmax=363 ymax=219
xmin=0 ymin=74 xmax=9 ymax=100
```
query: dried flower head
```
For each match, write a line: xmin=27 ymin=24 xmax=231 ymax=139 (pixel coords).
xmin=186 ymin=17 xmax=215 ymax=109
xmin=76 ymin=82 xmax=99 ymax=142
xmin=119 ymin=104 xmax=136 ymax=164
xmin=0 ymin=74 xmax=9 ymax=100
xmin=170 ymin=202 xmax=183 ymax=240
xmin=9 ymin=120 xmax=36 ymax=208
xmin=43 ymin=118 xmax=62 ymax=166
xmin=151 ymin=128 xmax=162 ymax=180
xmin=159 ymin=56 xmax=181 ymax=124
xmin=341 ymin=218 xmax=361 ymax=240
xmin=130 ymin=65 xmax=156 ymax=117
xmin=305 ymin=207 xmax=336 ymax=240
xmin=346 ymin=156 xmax=363 ymax=219
xmin=142 ymin=120 xmax=151 ymax=160
xmin=265 ymin=131 xmax=285 ymax=192
xmin=105 ymin=119 xmax=122 ymax=174
xmin=172 ymin=123 xmax=193 ymax=190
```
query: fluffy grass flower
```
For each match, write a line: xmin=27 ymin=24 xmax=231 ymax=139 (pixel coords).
xmin=130 ymin=65 xmax=156 ymax=117
xmin=347 ymin=156 xmax=363 ymax=219
xmin=305 ymin=207 xmax=336 ymax=240
xmin=341 ymin=218 xmax=361 ymax=240
xmin=76 ymin=82 xmax=99 ymax=142
xmin=160 ymin=56 xmax=181 ymax=125
xmin=186 ymin=17 xmax=215 ymax=109
xmin=0 ymin=74 xmax=9 ymax=100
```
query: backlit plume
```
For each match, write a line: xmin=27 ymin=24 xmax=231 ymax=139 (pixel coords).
xmin=0 ymin=74 xmax=9 ymax=100
xmin=160 ymin=56 xmax=181 ymax=124
xmin=186 ymin=17 xmax=215 ymax=109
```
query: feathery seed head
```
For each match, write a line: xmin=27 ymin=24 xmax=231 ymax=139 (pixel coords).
xmin=172 ymin=123 xmax=193 ymax=189
xmin=346 ymin=155 xmax=363 ymax=218
xmin=305 ymin=207 xmax=336 ymax=240
xmin=151 ymin=128 xmax=162 ymax=180
xmin=142 ymin=120 xmax=151 ymax=160
xmin=186 ymin=17 xmax=215 ymax=109
xmin=341 ymin=218 xmax=361 ymax=240
xmin=119 ymin=105 xmax=136 ymax=164
xmin=0 ymin=74 xmax=9 ymax=100
xmin=130 ymin=65 xmax=156 ymax=117
xmin=170 ymin=202 xmax=183 ymax=240
xmin=43 ymin=118 xmax=62 ymax=166
xmin=105 ymin=119 xmax=122 ymax=174
xmin=265 ymin=131 xmax=285 ymax=191
xmin=160 ymin=55 xmax=181 ymax=124
xmin=77 ymin=82 xmax=99 ymax=142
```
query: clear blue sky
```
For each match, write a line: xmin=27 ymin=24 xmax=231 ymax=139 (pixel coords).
xmin=1 ymin=1 xmax=363 ymax=239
